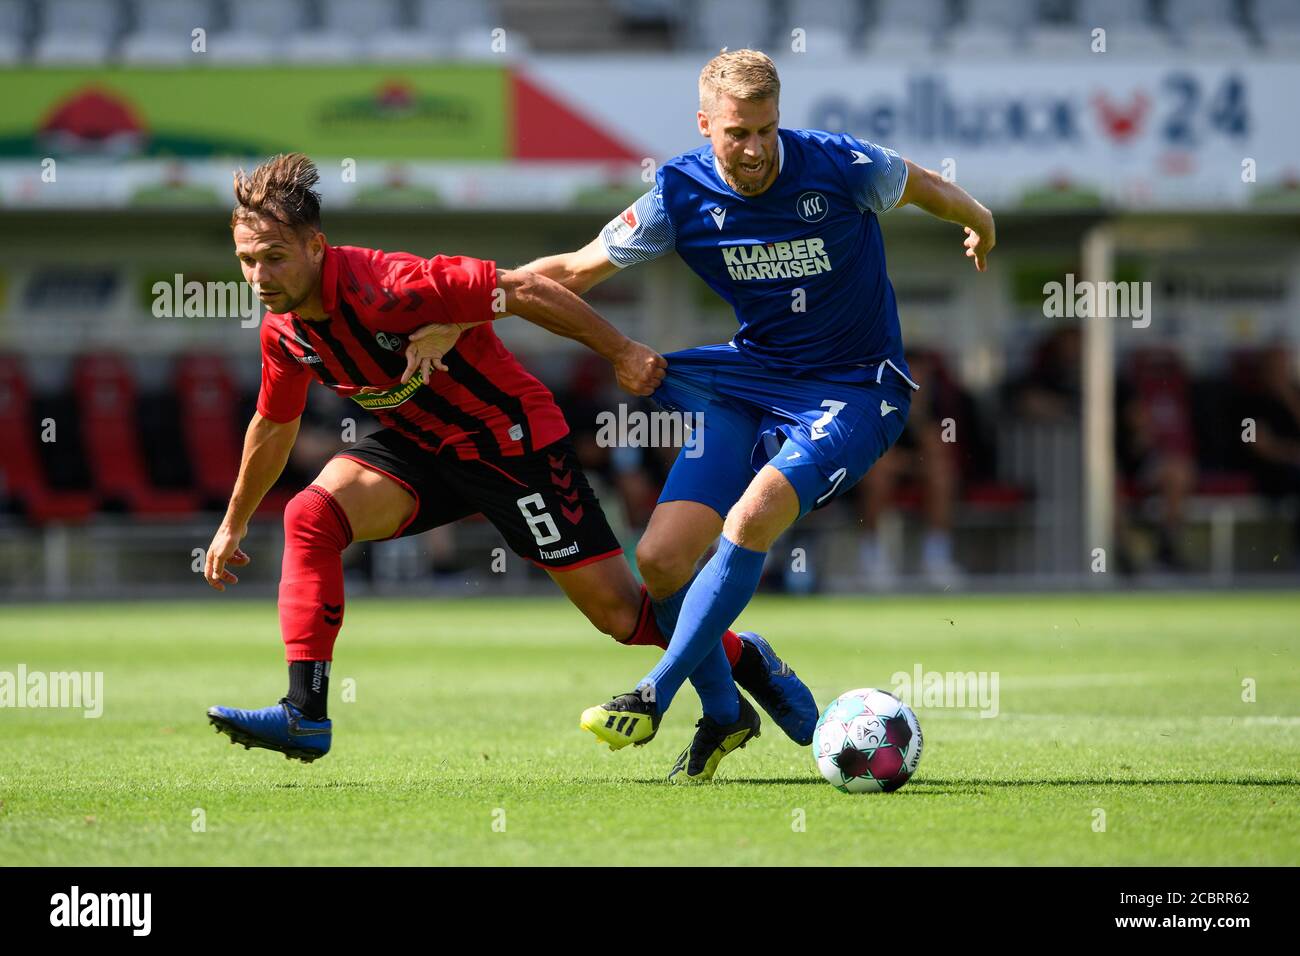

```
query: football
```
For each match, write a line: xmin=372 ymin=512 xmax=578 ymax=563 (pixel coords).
xmin=813 ymin=688 xmax=923 ymax=793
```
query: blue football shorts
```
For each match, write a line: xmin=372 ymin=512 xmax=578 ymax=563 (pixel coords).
xmin=652 ymin=343 xmax=917 ymax=520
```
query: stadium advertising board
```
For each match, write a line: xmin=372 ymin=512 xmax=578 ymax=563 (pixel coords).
xmin=0 ymin=59 xmax=1296 ymax=209
xmin=526 ymin=57 xmax=1300 ymax=209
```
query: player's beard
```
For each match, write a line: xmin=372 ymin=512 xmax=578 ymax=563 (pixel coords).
xmin=723 ymin=154 xmax=777 ymax=195
xmin=258 ymin=284 xmax=310 ymax=315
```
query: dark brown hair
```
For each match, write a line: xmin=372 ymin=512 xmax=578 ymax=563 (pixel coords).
xmin=230 ymin=152 xmax=322 ymax=232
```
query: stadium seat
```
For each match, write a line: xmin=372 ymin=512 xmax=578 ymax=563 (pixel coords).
xmin=779 ymin=0 xmax=864 ymax=55
xmin=208 ymin=0 xmax=304 ymax=64
xmin=282 ymin=32 xmax=362 ymax=63
xmin=1250 ymin=0 xmax=1300 ymax=54
xmin=1025 ymin=25 xmax=1090 ymax=57
xmin=73 ymin=354 xmax=197 ymax=516
xmin=120 ymin=0 xmax=215 ymax=64
xmin=1075 ymin=0 xmax=1173 ymax=56
xmin=864 ymin=0 xmax=944 ymax=57
xmin=283 ymin=0 xmax=402 ymax=62
xmin=282 ymin=0 xmax=392 ymax=62
xmin=1022 ymin=0 xmax=1095 ymax=57
xmin=367 ymin=0 xmax=498 ymax=61
xmin=686 ymin=0 xmax=777 ymax=52
xmin=0 ymin=355 xmax=94 ymax=523
xmin=1169 ymin=0 xmax=1252 ymax=55
xmin=32 ymin=0 xmax=120 ymax=64
xmin=610 ymin=0 xmax=682 ymax=30
xmin=0 ymin=0 xmax=31 ymax=64
xmin=947 ymin=0 xmax=1035 ymax=56
xmin=173 ymin=354 xmax=242 ymax=510
xmin=320 ymin=0 xmax=400 ymax=37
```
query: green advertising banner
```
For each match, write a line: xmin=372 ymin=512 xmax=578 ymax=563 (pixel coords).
xmin=0 ymin=66 xmax=509 ymax=160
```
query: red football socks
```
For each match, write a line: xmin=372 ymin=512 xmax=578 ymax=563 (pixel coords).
xmin=621 ymin=585 xmax=744 ymax=666
xmin=279 ymin=485 xmax=352 ymax=662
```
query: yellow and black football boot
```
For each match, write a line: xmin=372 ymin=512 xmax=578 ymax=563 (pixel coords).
xmin=580 ymin=691 xmax=660 ymax=751
xmin=667 ymin=695 xmax=761 ymax=784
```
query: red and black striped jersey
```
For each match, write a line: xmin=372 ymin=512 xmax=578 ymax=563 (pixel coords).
xmin=257 ymin=242 xmax=569 ymax=460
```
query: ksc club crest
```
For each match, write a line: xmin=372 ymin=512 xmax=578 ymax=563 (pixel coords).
xmin=797 ymin=191 xmax=828 ymax=223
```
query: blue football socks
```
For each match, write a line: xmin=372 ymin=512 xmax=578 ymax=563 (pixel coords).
xmin=638 ymin=536 xmax=766 ymax=722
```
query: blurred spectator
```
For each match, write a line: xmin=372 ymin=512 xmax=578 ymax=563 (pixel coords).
xmin=857 ymin=349 xmax=966 ymax=587
xmin=284 ymin=389 xmax=356 ymax=487
xmin=1116 ymin=350 xmax=1197 ymax=571
xmin=553 ymin=353 xmax=668 ymax=533
xmin=1239 ymin=343 xmax=1300 ymax=559
xmin=1010 ymin=323 xmax=1081 ymax=422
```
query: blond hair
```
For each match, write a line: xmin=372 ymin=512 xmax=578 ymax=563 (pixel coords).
xmin=230 ymin=152 xmax=322 ymax=232
xmin=698 ymin=49 xmax=780 ymax=113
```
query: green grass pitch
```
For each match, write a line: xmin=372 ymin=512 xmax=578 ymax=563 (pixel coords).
xmin=1 ymin=592 xmax=1297 ymax=866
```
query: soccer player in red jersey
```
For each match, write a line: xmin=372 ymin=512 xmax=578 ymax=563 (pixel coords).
xmin=202 ymin=154 xmax=797 ymax=761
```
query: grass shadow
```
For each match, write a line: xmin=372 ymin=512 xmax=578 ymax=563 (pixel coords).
xmin=915 ymin=777 xmax=1300 ymax=788
xmin=629 ymin=776 xmax=1300 ymax=789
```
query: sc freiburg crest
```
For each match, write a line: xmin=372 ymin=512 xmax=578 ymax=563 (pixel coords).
xmin=375 ymin=331 xmax=404 ymax=352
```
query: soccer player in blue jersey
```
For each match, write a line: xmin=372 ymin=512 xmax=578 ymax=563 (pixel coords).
xmin=414 ymin=49 xmax=995 ymax=782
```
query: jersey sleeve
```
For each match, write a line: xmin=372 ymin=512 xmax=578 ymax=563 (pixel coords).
xmin=374 ymin=253 xmax=500 ymax=333
xmin=255 ymin=320 xmax=311 ymax=424
xmin=597 ymin=187 xmax=676 ymax=268
xmin=834 ymin=134 xmax=909 ymax=214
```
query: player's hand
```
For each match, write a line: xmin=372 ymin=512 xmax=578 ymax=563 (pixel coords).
xmin=204 ymin=524 xmax=250 ymax=592
xmin=963 ymin=213 xmax=995 ymax=272
xmin=402 ymin=322 xmax=480 ymax=383
xmin=611 ymin=339 xmax=666 ymax=396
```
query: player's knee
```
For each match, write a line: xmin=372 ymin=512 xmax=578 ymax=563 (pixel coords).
xmin=723 ymin=502 xmax=784 ymax=551
xmin=587 ymin=599 xmax=638 ymax=642
xmin=284 ymin=485 xmax=352 ymax=552
xmin=721 ymin=510 xmax=754 ymax=548
xmin=635 ymin=539 xmax=691 ymax=597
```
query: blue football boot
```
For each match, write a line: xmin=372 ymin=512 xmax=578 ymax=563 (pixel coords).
xmin=207 ymin=699 xmax=331 ymax=763
xmin=731 ymin=632 xmax=818 ymax=747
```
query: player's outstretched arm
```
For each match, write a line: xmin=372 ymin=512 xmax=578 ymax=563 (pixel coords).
xmin=897 ymin=159 xmax=996 ymax=272
xmin=517 ymin=236 xmax=622 ymax=295
xmin=204 ymin=412 xmax=300 ymax=591
xmin=497 ymin=267 xmax=665 ymax=396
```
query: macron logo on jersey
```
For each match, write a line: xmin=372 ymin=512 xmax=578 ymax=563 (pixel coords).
xmin=721 ymin=237 xmax=832 ymax=281
xmin=850 ymin=149 xmax=872 ymax=165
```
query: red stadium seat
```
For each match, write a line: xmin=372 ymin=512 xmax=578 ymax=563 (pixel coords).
xmin=1195 ymin=471 xmax=1257 ymax=497
xmin=72 ymin=354 xmax=197 ymax=516
xmin=0 ymin=354 xmax=94 ymax=523
xmin=962 ymin=481 xmax=1028 ymax=509
xmin=173 ymin=354 xmax=242 ymax=506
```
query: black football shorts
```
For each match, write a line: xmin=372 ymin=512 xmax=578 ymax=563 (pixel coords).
xmin=334 ymin=429 xmax=623 ymax=570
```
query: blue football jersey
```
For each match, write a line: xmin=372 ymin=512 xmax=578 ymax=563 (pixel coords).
xmin=600 ymin=127 xmax=912 ymax=382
